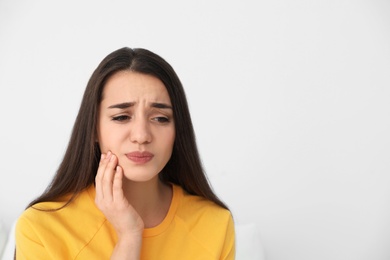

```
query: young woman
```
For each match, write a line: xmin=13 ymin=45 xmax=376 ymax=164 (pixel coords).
xmin=15 ymin=47 xmax=235 ymax=259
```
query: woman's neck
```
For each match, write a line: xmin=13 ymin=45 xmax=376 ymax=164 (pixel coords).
xmin=122 ymin=178 xmax=173 ymax=228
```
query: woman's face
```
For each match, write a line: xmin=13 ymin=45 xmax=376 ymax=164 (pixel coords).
xmin=97 ymin=71 xmax=175 ymax=182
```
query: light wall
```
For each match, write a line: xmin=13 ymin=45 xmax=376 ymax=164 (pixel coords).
xmin=0 ymin=1 xmax=389 ymax=259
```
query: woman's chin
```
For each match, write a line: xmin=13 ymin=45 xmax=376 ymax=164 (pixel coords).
xmin=122 ymin=169 xmax=159 ymax=183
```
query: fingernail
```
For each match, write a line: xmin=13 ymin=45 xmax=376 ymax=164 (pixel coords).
xmin=107 ymin=151 xmax=112 ymax=160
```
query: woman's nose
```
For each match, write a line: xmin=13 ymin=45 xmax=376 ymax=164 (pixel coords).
xmin=130 ymin=118 xmax=152 ymax=144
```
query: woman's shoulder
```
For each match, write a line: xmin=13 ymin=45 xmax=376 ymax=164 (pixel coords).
xmin=174 ymin=184 xmax=233 ymax=226
xmin=171 ymin=185 xmax=235 ymax=258
xmin=16 ymin=186 xmax=116 ymax=258
xmin=17 ymin=185 xmax=104 ymax=231
xmin=176 ymin=185 xmax=230 ymax=211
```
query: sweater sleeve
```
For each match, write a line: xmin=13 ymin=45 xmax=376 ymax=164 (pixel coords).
xmin=221 ymin=213 xmax=236 ymax=260
xmin=15 ymin=215 xmax=51 ymax=260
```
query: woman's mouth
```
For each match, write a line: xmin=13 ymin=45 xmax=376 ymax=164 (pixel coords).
xmin=125 ymin=151 xmax=154 ymax=164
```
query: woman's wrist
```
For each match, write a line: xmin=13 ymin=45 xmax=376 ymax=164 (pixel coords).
xmin=111 ymin=232 xmax=143 ymax=260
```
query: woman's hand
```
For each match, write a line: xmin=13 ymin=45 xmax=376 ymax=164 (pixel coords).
xmin=95 ymin=151 xmax=144 ymax=259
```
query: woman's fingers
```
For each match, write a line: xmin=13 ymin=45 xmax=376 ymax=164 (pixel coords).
xmin=101 ymin=152 xmax=117 ymax=201
xmin=95 ymin=151 xmax=117 ymax=203
xmin=113 ymin=165 xmax=124 ymax=202
xmin=95 ymin=153 xmax=108 ymax=202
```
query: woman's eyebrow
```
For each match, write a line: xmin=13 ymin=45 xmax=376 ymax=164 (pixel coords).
xmin=150 ymin=102 xmax=172 ymax=109
xmin=108 ymin=102 xmax=135 ymax=109
xmin=107 ymin=102 xmax=172 ymax=109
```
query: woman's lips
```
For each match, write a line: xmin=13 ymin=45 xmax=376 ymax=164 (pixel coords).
xmin=125 ymin=151 xmax=154 ymax=164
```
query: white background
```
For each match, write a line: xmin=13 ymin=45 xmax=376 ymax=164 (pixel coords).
xmin=0 ymin=1 xmax=389 ymax=259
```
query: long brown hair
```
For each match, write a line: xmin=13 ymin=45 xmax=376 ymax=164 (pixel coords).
xmin=28 ymin=47 xmax=228 ymax=210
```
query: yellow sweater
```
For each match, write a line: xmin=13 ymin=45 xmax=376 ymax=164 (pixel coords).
xmin=16 ymin=184 xmax=235 ymax=259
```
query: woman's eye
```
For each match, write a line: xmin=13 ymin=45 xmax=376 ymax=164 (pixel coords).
xmin=112 ymin=115 xmax=130 ymax=122
xmin=153 ymin=117 xmax=170 ymax=123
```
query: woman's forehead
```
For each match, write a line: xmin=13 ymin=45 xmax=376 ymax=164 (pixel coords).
xmin=101 ymin=71 xmax=171 ymax=105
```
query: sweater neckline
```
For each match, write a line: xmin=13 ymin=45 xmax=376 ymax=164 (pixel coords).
xmin=143 ymin=183 xmax=181 ymax=237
